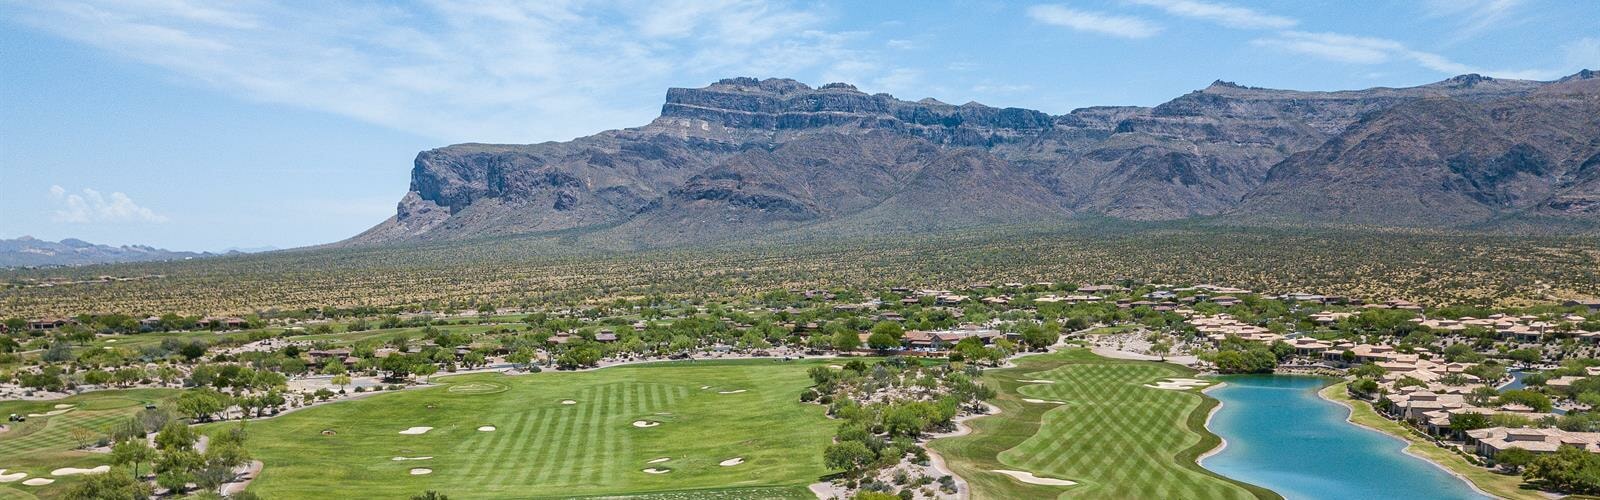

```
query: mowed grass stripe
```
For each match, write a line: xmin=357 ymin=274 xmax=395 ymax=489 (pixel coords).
xmin=932 ymin=349 xmax=1278 ymax=500
xmin=216 ymin=360 xmax=836 ymax=498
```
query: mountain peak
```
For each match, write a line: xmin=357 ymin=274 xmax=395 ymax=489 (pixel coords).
xmin=1560 ymin=69 xmax=1597 ymax=82
xmin=708 ymin=77 xmax=812 ymax=95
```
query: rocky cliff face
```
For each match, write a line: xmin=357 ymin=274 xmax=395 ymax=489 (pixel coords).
xmin=347 ymin=72 xmax=1599 ymax=246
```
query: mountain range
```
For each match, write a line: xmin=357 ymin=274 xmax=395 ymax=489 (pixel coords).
xmin=0 ymin=236 xmax=217 ymax=267
xmin=347 ymin=70 xmax=1600 ymax=247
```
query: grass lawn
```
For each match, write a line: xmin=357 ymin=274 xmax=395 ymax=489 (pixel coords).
xmin=929 ymin=349 xmax=1278 ymax=499
xmin=0 ymin=389 xmax=179 ymax=499
xmin=1320 ymin=383 xmax=1545 ymax=500
xmin=206 ymin=358 xmax=838 ymax=499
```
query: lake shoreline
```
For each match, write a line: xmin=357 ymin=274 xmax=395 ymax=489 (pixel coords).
xmin=1202 ymin=374 xmax=1493 ymax=500
xmin=1315 ymin=383 xmax=1502 ymax=500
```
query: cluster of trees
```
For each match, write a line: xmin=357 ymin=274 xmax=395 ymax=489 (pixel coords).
xmin=1200 ymin=337 xmax=1291 ymax=374
xmin=805 ymin=358 xmax=994 ymax=494
xmin=59 ymin=406 xmax=254 ymax=499
xmin=1523 ymin=445 xmax=1600 ymax=494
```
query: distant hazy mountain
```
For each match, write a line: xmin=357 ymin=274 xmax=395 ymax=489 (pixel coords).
xmin=0 ymin=236 xmax=215 ymax=267
xmin=346 ymin=70 xmax=1599 ymax=248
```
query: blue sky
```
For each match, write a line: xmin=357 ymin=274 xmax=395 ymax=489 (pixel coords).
xmin=2 ymin=0 xmax=1597 ymax=251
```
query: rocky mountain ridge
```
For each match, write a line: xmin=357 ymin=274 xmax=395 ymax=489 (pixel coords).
xmin=348 ymin=71 xmax=1599 ymax=247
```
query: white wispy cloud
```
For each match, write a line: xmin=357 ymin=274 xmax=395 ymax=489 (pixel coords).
xmin=1124 ymin=0 xmax=1296 ymax=29
xmin=49 ymin=185 xmax=169 ymax=223
xmin=1027 ymin=4 xmax=1162 ymax=39
xmin=1251 ymin=31 xmax=1567 ymax=80
xmin=1424 ymin=0 xmax=1525 ymax=39
xmin=2 ymin=1 xmax=909 ymax=144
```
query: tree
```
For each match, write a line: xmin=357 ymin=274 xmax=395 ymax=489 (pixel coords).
xmin=177 ymin=388 xmax=228 ymax=421
xmin=1499 ymin=389 xmax=1554 ymax=413
xmin=331 ymin=374 xmax=352 ymax=392
xmin=823 ymin=440 xmax=875 ymax=475
xmin=414 ymin=363 xmax=439 ymax=383
xmin=64 ymin=467 xmax=150 ymax=500
xmin=1495 ymin=447 xmax=1534 ymax=473
xmin=68 ymin=426 xmax=98 ymax=449
xmin=155 ymin=421 xmax=198 ymax=452
xmin=1150 ymin=339 xmax=1172 ymax=361
xmin=111 ymin=439 xmax=157 ymax=478
xmin=833 ymin=329 xmax=862 ymax=352
xmin=1525 ymin=445 xmax=1600 ymax=494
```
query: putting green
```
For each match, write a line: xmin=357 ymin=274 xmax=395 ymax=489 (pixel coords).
xmin=930 ymin=349 xmax=1278 ymax=499
xmin=212 ymin=359 xmax=835 ymax=498
xmin=445 ymin=381 xmax=509 ymax=395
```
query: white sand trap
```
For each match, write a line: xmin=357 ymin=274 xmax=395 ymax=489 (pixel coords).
xmin=642 ymin=468 xmax=671 ymax=474
xmin=0 ymin=470 xmax=27 ymax=483
xmin=632 ymin=420 xmax=660 ymax=428
xmin=391 ymin=457 xmax=433 ymax=461
xmin=992 ymin=470 xmax=1076 ymax=486
xmin=1022 ymin=398 xmax=1066 ymax=404
xmin=647 ymin=458 xmax=670 ymax=464
xmin=1144 ymin=378 xmax=1211 ymax=391
xmin=699 ymin=386 xmax=710 ymax=390
xmin=477 ymin=426 xmax=496 ymax=432
xmin=718 ymin=389 xmax=747 ymax=394
xmin=561 ymin=400 xmax=577 ymax=405
xmin=398 ymin=426 xmax=433 ymax=435
xmin=827 ymin=365 xmax=843 ymax=369
xmin=27 ymin=408 xmax=72 ymax=417
xmin=53 ymin=404 xmax=73 ymax=409
xmin=718 ymin=457 xmax=744 ymax=467
xmin=1019 ymin=379 xmax=1056 ymax=384
xmin=409 ymin=468 xmax=432 ymax=475
xmin=23 ymin=478 xmax=55 ymax=486
xmin=51 ymin=466 xmax=109 ymax=476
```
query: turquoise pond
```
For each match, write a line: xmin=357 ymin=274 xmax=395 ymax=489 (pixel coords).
xmin=1201 ymin=375 xmax=1489 ymax=500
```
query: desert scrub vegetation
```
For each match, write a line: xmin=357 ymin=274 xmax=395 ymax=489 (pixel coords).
xmin=3 ymin=222 xmax=1597 ymax=317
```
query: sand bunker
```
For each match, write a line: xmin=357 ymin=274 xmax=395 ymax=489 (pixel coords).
xmin=719 ymin=457 xmax=744 ymax=466
xmin=1144 ymin=378 xmax=1211 ymax=390
xmin=992 ymin=469 xmax=1076 ymax=486
xmin=699 ymin=386 xmax=710 ymax=390
xmin=321 ymin=429 xmax=337 ymax=436
xmin=53 ymin=404 xmax=73 ymax=409
xmin=27 ymin=408 xmax=72 ymax=417
xmin=0 ymin=470 xmax=27 ymax=483
xmin=1019 ymin=379 xmax=1056 ymax=384
xmin=1022 ymin=398 xmax=1066 ymax=404
xmin=398 ymin=427 xmax=433 ymax=435
xmin=23 ymin=478 xmax=55 ymax=486
xmin=391 ymin=457 xmax=433 ymax=461
xmin=632 ymin=420 xmax=660 ymax=428
xmin=647 ymin=458 xmax=670 ymax=464
xmin=477 ymin=426 xmax=496 ymax=432
xmin=561 ymin=400 xmax=577 ymax=405
xmin=409 ymin=468 xmax=432 ymax=475
xmin=718 ymin=389 xmax=747 ymax=394
xmin=827 ymin=365 xmax=843 ymax=369
xmin=51 ymin=466 xmax=110 ymax=476
xmin=642 ymin=468 xmax=671 ymax=474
